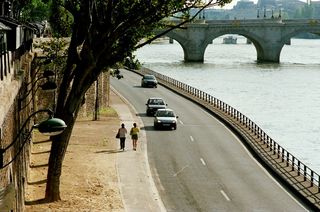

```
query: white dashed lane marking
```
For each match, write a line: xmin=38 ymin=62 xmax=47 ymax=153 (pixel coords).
xmin=200 ymin=158 xmax=206 ymax=166
xmin=173 ymin=165 xmax=189 ymax=177
xmin=220 ymin=190 xmax=231 ymax=201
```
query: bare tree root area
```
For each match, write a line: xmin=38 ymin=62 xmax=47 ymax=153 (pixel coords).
xmin=25 ymin=113 xmax=124 ymax=211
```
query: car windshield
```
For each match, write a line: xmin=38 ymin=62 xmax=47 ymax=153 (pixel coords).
xmin=149 ymin=99 xmax=164 ymax=105
xmin=156 ymin=110 xmax=175 ymax=117
xmin=144 ymin=75 xmax=155 ymax=80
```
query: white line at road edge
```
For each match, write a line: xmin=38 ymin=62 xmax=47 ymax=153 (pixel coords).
xmin=220 ymin=190 xmax=231 ymax=201
xmin=111 ymin=86 xmax=167 ymax=212
xmin=200 ymin=158 xmax=206 ymax=166
xmin=179 ymin=120 xmax=184 ymax=125
xmin=199 ymin=99 xmax=308 ymax=210
xmin=190 ymin=136 xmax=194 ymax=142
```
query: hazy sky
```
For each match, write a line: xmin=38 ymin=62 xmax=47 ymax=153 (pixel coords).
xmin=220 ymin=0 xmax=316 ymax=9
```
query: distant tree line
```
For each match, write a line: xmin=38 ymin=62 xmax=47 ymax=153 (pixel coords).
xmin=294 ymin=3 xmax=319 ymax=19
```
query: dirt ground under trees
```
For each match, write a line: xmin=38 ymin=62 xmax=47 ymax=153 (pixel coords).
xmin=25 ymin=103 xmax=125 ymax=211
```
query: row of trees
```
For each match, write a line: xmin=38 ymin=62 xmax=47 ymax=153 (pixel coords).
xmin=294 ymin=3 xmax=320 ymax=19
xmin=13 ymin=0 xmax=232 ymax=202
xmin=12 ymin=0 xmax=50 ymax=21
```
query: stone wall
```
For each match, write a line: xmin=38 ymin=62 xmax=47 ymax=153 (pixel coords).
xmin=78 ymin=71 xmax=111 ymax=119
xmin=0 ymin=51 xmax=34 ymax=211
xmin=0 ymin=45 xmax=111 ymax=211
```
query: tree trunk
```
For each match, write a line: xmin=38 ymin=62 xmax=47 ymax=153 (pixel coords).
xmin=44 ymin=60 xmax=96 ymax=201
xmin=45 ymin=112 xmax=76 ymax=201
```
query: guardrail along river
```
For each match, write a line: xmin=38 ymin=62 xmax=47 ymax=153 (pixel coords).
xmin=134 ymin=37 xmax=320 ymax=174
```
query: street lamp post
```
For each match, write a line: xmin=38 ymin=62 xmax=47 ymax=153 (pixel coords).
xmin=279 ymin=8 xmax=282 ymax=19
xmin=0 ymin=109 xmax=67 ymax=169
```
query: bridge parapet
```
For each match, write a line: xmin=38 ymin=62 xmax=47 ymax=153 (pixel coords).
xmin=170 ymin=18 xmax=320 ymax=25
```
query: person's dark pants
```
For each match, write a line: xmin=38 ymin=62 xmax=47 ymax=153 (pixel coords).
xmin=120 ymin=137 xmax=126 ymax=149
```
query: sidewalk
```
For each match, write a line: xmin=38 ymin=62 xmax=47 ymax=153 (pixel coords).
xmin=111 ymin=87 xmax=165 ymax=212
xmin=24 ymin=87 xmax=165 ymax=211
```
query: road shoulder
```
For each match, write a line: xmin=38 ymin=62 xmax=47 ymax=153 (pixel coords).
xmin=111 ymin=87 xmax=166 ymax=212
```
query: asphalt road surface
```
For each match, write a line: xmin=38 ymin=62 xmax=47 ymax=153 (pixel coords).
xmin=111 ymin=69 xmax=309 ymax=211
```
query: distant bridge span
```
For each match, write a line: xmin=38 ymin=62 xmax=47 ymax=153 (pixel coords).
xmin=157 ymin=19 xmax=320 ymax=63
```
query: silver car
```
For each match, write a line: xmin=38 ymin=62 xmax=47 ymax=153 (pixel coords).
xmin=146 ymin=97 xmax=167 ymax=116
xmin=154 ymin=108 xmax=178 ymax=130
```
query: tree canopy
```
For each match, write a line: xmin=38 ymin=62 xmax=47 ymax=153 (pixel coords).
xmin=13 ymin=0 xmax=51 ymax=22
xmin=23 ymin=0 xmax=232 ymax=202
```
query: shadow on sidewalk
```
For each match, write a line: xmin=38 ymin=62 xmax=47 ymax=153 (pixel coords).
xmin=95 ymin=149 xmax=126 ymax=154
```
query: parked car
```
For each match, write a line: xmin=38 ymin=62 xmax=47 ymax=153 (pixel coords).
xmin=146 ymin=97 xmax=167 ymax=116
xmin=141 ymin=74 xmax=157 ymax=88
xmin=154 ymin=108 xmax=178 ymax=130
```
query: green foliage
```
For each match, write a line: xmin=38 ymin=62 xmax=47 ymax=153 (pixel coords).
xmin=99 ymin=107 xmax=118 ymax=117
xmin=35 ymin=38 xmax=68 ymax=61
xmin=294 ymin=4 xmax=315 ymax=19
xmin=18 ymin=0 xmax=51 ymax=22
xmin=49 ymin=1 xmax=73 ymax=37
xmin=123 ymin=55 xmax=141 ymax=70
xmin=18 ymin=0 xmax=233 ymax=201
xmin=34 ymin=38 xmax=69 ymax=83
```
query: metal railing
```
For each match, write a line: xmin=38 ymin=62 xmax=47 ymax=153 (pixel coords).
xmin=131 ymin=67 xmax=320 ymax=209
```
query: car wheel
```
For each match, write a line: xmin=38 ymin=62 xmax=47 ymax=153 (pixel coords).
xmin=173 ymin=125 xmax=177 ymax=130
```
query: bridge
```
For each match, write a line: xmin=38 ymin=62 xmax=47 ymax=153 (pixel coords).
xmin=158 ymin=18 xmax=320 ymax=63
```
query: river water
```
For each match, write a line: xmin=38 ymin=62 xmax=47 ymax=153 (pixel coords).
xmin=134 ymin=36 xmax=320 ymax=174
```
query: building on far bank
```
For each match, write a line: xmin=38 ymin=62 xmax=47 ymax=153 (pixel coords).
xmin=200 ymin=0 xmax=319 ymax=20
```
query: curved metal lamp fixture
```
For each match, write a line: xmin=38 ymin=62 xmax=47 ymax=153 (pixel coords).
xmin=42 ymin=70 xmax=55 ymax=78
xmin=18 ymin=77 xmax=57 ymax=111
xmin=0 ymin=109 xmax=67 ymax=169
xmin=40 ymin=79 xmax=57 ymax=91
xmin=35 ymin=117 xmax=67 ymax=136
xmin=19 ymin=76 xmax=57 ymax=108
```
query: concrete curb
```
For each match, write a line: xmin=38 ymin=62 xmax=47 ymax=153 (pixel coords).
xmin=111 ymin=86 xmax=166 ymax=212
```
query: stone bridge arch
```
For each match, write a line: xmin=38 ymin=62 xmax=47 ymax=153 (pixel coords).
xmin=156 ymin=19 xmax=320 ymax=63
xmin=203 ymin=30 xmax=266 ymax=63
xmin=164 ymin=30 xmax=193 ymax=62
xmin=281 ymin=28 xmax=320 ymax=44
xmin=165 ymin=28 xmax=282 ymax=63
xmin=162 ymin=28 xmax=286 ymax=63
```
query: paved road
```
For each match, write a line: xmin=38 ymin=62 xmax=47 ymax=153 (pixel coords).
xmin=111 ymin=69 xmax=308 ymax=211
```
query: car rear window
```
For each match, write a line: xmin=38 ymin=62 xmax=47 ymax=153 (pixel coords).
xmin=157 ymin=111 xmax=174 ymax=117
xmin=144 ymin=75 xmax=155 ymax=79
xmin=150 ymin=99 xmax=164 ymax=105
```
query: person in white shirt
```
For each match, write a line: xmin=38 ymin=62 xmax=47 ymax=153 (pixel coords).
xmin=118 ymin=123 xmax=127 ymax=151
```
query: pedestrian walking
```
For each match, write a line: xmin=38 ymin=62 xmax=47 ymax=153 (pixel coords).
xmin=118 ymin=123 xmax=127 ymax=151
xmin=130 ymin=123 xmax=140 ymax=151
